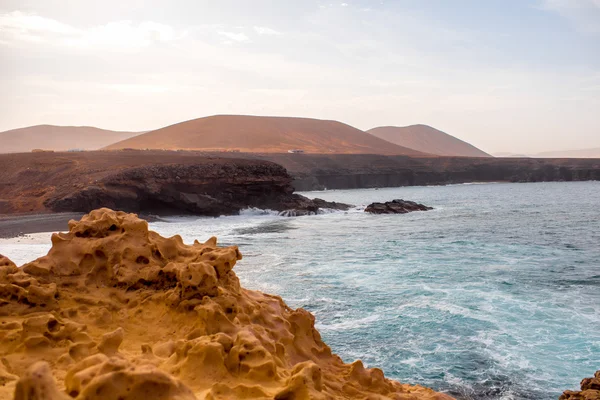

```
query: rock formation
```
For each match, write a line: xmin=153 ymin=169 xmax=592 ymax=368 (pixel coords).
xmin=560 ymin=371 xmax=600 ymax=400
xmin=0 ymin=151 xmax=347 ymax=216
xmin=1 ymin=151 xmax=599 ymax=215
xmin=365 ymin=199 xmax=433 ymax=214
xmin=0 ymin=208 xmax=452 ymax=399
xmin=277 ymin=197 xmax=351 ymax=217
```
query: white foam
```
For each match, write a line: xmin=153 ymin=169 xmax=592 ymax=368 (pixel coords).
xmin=316 ymin=314 xmax=381 ymax=331
xmin=0 ymin=232 xmax=54 ymax=266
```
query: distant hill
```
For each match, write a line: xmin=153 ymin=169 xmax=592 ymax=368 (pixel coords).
xmin=533 ymin=148 xmax=600 ymax=158
xmin=0 ymin=125 xmax=141 ymax=153
xmin=105 ymin=115 xmax=427 ymax=156
xmin=493 ymin=152 xmax=530 ymax=158
xmin=368 ymin=124 xmax=491 ymax=157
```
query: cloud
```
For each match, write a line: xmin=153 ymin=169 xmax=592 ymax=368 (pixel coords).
xmin=70 ymin=21 xmax=177 ymax=49
xmin=0 ymin=11 xmax=79 ymax=35
xmin=0 ymin=11 xmax=179 ymax=49
xmin=217 ymin=30 xmax=250 ymax=42
xmin=539 ymin=0 xmax=600 ymax=33
xmin=253 ymin=26 xmax=281 ymax=35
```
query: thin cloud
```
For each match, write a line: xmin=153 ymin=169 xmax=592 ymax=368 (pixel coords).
xmin=217 ymin=30 xmax=250 ymax=42
xmin=253 ymin=26 xmax=281 ymax=35
xmin=0 ymin=11 xmax=180 ymax=49
xmin=0 ymin=11 xmax=79 ymax=35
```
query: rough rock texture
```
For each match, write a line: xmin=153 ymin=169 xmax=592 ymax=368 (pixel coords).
xmin=365 ymin=199 xmax=433 ymax=214
xmin=560 ymin=371 xmax=600 ymax=400
xmin=278 ymin=196 xmax=351 ymax=217
xmin=0 ymin=151 xmax=347 ymax=216
xmin=0 ymin=208 xmax=452 ymax=400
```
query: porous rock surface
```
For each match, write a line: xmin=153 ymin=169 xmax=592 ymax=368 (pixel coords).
xmin=560 ymin=371 xmax=600 ymax=400
xmin=365 ymin=199 xmax=433 ymax=214
xmin=0 ymin=208 xmax=452 ymax=400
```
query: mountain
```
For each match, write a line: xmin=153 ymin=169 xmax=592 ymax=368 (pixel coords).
xmin=493 ymin=152 xmax=530 ymax=158
xmin=0 ymin=125 xmax=141 ymax=153
xmin=533 ymin=148 xmax=600 ymax=158
xmin=104 ymin=115 xmax=427 ymax=156
xmin=368 ymin=124 xmax=491 ymax=157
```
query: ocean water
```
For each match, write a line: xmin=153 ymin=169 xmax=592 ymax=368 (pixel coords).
xmin=2 ymin=181 xmax=599 ymax=399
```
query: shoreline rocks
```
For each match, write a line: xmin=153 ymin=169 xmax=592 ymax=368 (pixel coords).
xmin=0 ymin=151 xmax=350 ymax=218
xmin=0 ymin=208 xmax=452 ymax=400
xmin=365 ymin=199 xmax=433 ymax=214
xmin=560 ymin=371 xmax=600 ymax=400
xmin=278 ymin=196 xmax=351 ymax=216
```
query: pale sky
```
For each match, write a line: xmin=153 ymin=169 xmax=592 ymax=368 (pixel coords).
xmin=1 ymin=0 xmax=599 ymax=154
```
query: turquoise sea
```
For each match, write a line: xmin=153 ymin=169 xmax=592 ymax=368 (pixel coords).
xmin=3 ymin=181 xmax=599 ymax=399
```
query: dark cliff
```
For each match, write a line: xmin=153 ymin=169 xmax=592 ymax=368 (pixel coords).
xmin=249 ymin=154 xmax=600 ymax=190
xmin=0 ymin=151 xmax=333 ymax=216
xmin=1 ymin=151 xmax=598 ymax=217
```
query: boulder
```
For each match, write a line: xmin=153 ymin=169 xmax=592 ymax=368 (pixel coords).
xmin=365 ymin=199 xmax=432 ymax=214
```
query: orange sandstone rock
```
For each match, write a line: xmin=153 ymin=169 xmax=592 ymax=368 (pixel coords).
xmin=560 ymin=371 xmax=600 ymax=400
xmin=0 ymin=208 xmax=453 ymax=400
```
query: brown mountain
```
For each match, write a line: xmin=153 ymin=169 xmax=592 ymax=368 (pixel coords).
xmin=368 ymin=124 xmax=491 ymax=157
xmin=0 ymin=125 xmax=141 ymax=153
xmin=105 ymin=115 xmax=427 ymax=156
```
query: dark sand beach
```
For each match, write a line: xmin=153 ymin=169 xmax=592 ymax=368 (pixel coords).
xmin=0 ymin=212 xmax=84 ymax=238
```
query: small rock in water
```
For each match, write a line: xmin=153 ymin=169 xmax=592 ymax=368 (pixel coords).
xmin=365 ymin=199 xmax=433 ymax=214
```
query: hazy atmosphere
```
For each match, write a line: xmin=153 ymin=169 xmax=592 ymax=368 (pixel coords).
xmin=1 ymin=0 xmax=599 ymax=154
xmin=1 ymin=3 xmax=600 ymax=400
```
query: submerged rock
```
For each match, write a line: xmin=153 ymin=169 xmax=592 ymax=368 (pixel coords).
xmin=365 ymin=199 xmax=433 ymax=214
xmin=560 ymin=371 xmax=600 ymax=400
xmin=0 ymin=208 xmax=451 ymax=400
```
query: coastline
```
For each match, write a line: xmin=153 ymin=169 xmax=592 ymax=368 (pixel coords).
xmin=0 ymin=208 xmax=454 ymax=399
xmin=0 ymin=212 xmax=84 ymax=239
xmin=2 ymin=183 xmax=599 ymax=398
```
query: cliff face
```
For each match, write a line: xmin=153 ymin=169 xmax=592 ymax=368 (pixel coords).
xmin=2 ymin=151 xmax=598 ymax=217
xmin=250 ymin=154 xmax=600 ymax=191
xmin=0 ymin=152 xmax=339 ymax=216
xmin=0 ymin=209 xmax=452 ymax=400
xmin=45 ymin=162 xmax=298 ymax=216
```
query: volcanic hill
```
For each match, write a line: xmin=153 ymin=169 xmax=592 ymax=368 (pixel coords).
xmin=0 ymin=125 xmax=141 ymax=153
xmin=105 ymin=115 xmax=426 ymax=156
xmin=368 ymin=125 xmax=491 ymax=157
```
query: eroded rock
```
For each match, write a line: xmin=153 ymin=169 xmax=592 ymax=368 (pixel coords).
xmin=1 ymin=208 xmax=452 ymax=400
xmin=560 ymin=371 xmax=600 ymax=400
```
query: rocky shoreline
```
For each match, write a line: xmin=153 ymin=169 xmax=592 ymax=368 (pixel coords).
xmin=0 ymin=209 xmax=452 ymax=400
xmin=560 ymin=370 xmax=600 ymax=400
xmin=2 ymin=151 xmax=599 ymax=220
xmin=0 ymin=151 xmax=348 ymax=218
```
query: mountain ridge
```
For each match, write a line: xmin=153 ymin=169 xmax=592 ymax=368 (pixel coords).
xmin=368 ymin=124 xmax=491 ymax=157
xmin=104 ymin=114 xmax=428 ymax=156
xmin=0 ymin=125 xmax=142 ymax=153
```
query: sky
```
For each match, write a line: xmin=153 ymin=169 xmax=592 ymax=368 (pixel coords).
xmin=0 ymin=0 xmax=599 ymax=154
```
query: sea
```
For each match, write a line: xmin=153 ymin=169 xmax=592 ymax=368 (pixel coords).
xmin=2 ymin=181 xmax=599 ymax=400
